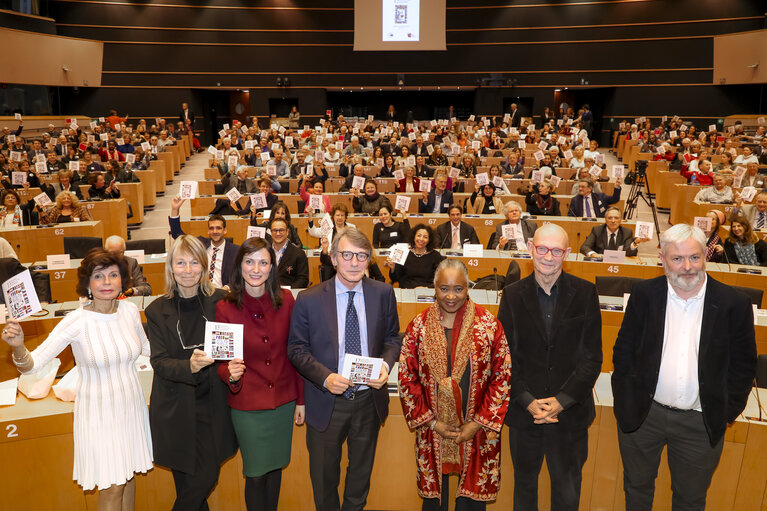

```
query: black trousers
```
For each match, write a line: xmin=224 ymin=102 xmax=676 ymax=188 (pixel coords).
xmin=421 ymin=475 xmax=486 ymax=511
xmin=618 ymin=401 xmax=724 ymax=511
xmin=508 ymin=424 xmax=588 ymax=511
xmin=170 ymin=418 xmax=220 ymax=511
xmin=306 ymin=389 xmax=381 ymax=511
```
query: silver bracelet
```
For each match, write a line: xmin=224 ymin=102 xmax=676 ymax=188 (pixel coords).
xmin=12 ymin=347 xmax=32 ymax=369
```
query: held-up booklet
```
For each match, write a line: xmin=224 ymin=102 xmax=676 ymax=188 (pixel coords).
xmin=341 ymin=354 xmax=384 ymax=385
xmin=203 ymin=322 xmax=244 ymax=360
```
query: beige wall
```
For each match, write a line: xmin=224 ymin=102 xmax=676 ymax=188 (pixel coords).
xmin=713 ymin=29 xmax=767 ymax=85
xmin=0 ymin=27 xmax=102 ymax=87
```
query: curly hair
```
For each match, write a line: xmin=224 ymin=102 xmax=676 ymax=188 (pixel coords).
xmin=76 ymin=248 xmax=131 ymax=297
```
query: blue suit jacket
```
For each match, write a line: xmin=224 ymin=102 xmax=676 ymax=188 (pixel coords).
xmin=168 ymin=216 xmax=240 ymax=286
xmin=567 ymin=187 xmax=621 ymax=218
xmin=287 ymin=277 xmax=402 ymax=432
xmin=418 ymin=189 xmax=454 ymax=214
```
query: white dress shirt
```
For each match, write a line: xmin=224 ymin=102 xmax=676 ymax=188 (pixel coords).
xmin=654 ymin=276 xmax=707 ymax=411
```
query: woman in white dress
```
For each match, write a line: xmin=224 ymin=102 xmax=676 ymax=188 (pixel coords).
xmin=2 ymin=248 xmax=152 ymax=510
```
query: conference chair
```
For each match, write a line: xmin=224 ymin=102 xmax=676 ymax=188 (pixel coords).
xmin=63 ymin=236 xmax=103 ymax=259
xmin=594 ymin=275 xmax=644 ymax=297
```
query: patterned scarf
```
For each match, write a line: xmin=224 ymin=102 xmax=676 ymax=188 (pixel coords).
xmin=422 ymin=299 xmax=475 ymax=469
xmin=705 ymin=233 xmax=721 ymax=261
xmin=733 ymin=241 xmax=759 ymax=266
xmin=0 ymin=206 xmax=22 ymax=226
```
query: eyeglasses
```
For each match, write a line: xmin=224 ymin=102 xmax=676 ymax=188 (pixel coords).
xmin=338 ymin=251 xmax=370 ymax=262
xmin=176 ymin=295 xmax=210 ymax=350
xmin=532 ymin=244 xmax=567 ymax=258
xmin=270 ymin=228 xmax=287 ymax=234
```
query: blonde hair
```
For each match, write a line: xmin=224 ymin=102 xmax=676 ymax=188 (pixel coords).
xmin=163 ymin=235 xmax=215 ymax=298
xmin=55 ymin=191 xmax=80 ymax=209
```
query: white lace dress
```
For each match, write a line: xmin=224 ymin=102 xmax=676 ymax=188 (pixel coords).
xmin=27 ymin=301 xmax=153 ymax=490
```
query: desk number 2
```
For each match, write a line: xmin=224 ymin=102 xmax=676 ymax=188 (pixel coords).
xmin=6 ymin=424 xmax=18 ymax=438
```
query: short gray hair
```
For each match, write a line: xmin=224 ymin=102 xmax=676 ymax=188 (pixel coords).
xmin=104 ymin=235 xmax=126 ymax=251
xmin=503 ymin=200 xmax=523 ymax=216
xmin=433 ymin=258 xmax=469 ymax=288
xmin=330 ymin=228 xmax=372 ymax=259
xmin=659 ymin=224 xmax=706 ymax=254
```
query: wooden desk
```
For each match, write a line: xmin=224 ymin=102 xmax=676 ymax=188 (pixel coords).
xmin=79 ymin=183 xmax=144 ymax=226
xmin=133 ymin=169 xmax=157 ymax=208
xmin=82 ymin=199 xmax=128 ymax=238
xmin=0 ymin=221 xmax=103 ymax=263
xmin=156 ymin=152 xmax=176 ymax=182
xmin=148 ymin=160 xmax=167 ymax=194
xmin=654 ymin=170 xmax=687 ymax=210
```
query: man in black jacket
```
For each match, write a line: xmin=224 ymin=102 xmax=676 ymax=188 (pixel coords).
xmin=497 ymin=223 xmax=602 ymax=510
xmin=435 ymin=205 xmax=480 ymax=249
xmin=612 ymin=223 xmax=756 ymax=511
xmin=579 ymin=207 xmax=649 ymax=257
xmin=270 ymin=217 xmax=309 ymax=288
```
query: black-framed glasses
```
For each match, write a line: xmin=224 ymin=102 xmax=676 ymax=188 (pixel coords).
xmin=176 ymin=295 xmax=210 ymax=350
xmin=338 ymin=251 xmax=370 ymax=262
xmin=532 ymin=244 xmax=567 ymax=258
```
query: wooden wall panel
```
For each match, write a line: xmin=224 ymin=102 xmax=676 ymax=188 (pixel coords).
xmin=713 ymin=29 xmax=767 ymax=85
xmin=0 ymin=27 xmax=103 ymax=87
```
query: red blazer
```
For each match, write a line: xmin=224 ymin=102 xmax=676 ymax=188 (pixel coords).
xmin=98 ymin=148 xmax=125 ymax=162
xmin=681 ymin=169 xmax=713 ymax=186
xmin=398 ymin=177 xmax=420 ymax=193
xmin=217 ymin=289 xmax=304 ymax=410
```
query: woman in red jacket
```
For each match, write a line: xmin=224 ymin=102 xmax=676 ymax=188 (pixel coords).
xmin=218 ymin=238 xmax=305 ymax=511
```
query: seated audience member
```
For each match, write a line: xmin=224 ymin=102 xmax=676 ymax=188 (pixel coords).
xmin=99 ymin=140 xmax=125 ymax=162
xmin=734 ymin=146 xmax=758 ymax=166
xmin=339 ymin=164 xmax=367 ymax=192
xmin=569 ymin=167 xmax=603 ymax=195
xmin=466 ymin=183 xmax=504 ymax=215
xmin=385 ymin=223 xmax=445 ymax=288
xmin=289 ymin=150 xmax=310 ymax=178
xmin=681 ymin=158 xmax=715 ymax=185
xmin=372 ymin=205 xmax=410 ymax=249
xmin=569 ymin=146 xmax=586 ymax=169
xmin=379 ymin=154 xmax=396 ymax=178
xmin=52 ymin=169 xmax=85 ymax=201
xmin=223 ymin=165 xmax=258 ymax=194
xmin=352 ymin=179 xmax=392 ymax=215
xmin=568 ymin=178 xmax=622 ymax=218
xmin=88 ymin=172 xmax=121 ymax=200
xmin=455 ymin=154 xmax=477 ymax=178
xmin=579 ymin=207 xmax=649 ymax=257
xmin=267 ymin=149 xmax=289 ymax=178
xmin=435 ymin=205 xmax=480 ymax=249
xmin=397 ymin=166 xmax=420 ymax=193
xmin=714 ymin=152 xmax=735 ymax=175
xmin=724 ymin=214 xmax=767 ymax=266
xmin=299 ymin=177 xmax=331 ymax=215
xmin=731 ymin=190 xmax=767 ymax=230
xmin=0 ymin=189 xmax=36 ymax=226
xmin=45 ymin=151 xmax=65 ymax=173
xmin=308 ymin=203 xmax=355 ymax=247
xmin=104 ymin=159 xmax=140 ymax=185
xmin=487 ymin=165 xmax=512 ymax=195
xmin=418 ymin=173 xmax=453 ymax=214
xmin=428 ymin=145 xmax=448 ymax=167
xmin=702 ymin=210 xmax=726 ymax=262
xmin=413 ymin=155 xmax=433 ymax=179
xmin=694 ymin=174 xmax=733 ymax=204
xmin=268 ymin=217 xmax=309 ymax=288
xmin=394 ymin=145 xmax=413 ymax=168
xmin=740 ymin=161 xmax=765 ymax=189
xmin=524 ymin=179 xmax=561 ymax=216
xmin=502 ymin=153 xmax=525 ymax=177
xmin=252 ymin=201 xmax=303 ymax=248
xmin=39 ymin=191 xmax=91 ymax=224
xmin=168 ymin=197 xmax=240 ymax=287
xmin=103 ymin=235 xmax=152 ymax=296
xmin=246 ymin=177 xmax=279 ymax=218
xmin=489 ymin=201 xmax=537 ymax=250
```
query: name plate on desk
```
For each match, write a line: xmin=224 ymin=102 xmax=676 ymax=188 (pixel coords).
xmin=124 ymin=250 xmax=145 ymax=264
xmin=46 ymin=254 xmax=71 ymax=269
xmin=603 ymin=250 xmax=626 ymax=263
xmin=463 ymin=244 xmax=483 ymax=258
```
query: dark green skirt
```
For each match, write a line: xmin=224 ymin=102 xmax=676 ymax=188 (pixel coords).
xmin=231 ymin=401 xmax=296 ymax=477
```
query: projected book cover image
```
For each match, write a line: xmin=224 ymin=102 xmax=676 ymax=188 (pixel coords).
xmin=383 ymin=0 xmax=420 ymax=41
xmin=203 ymin=321 xmax=244 ymax=360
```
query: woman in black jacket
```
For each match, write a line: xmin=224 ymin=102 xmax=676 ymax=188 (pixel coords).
xmin=524 ymin=179 xmax=560 ymax=216
xmin=145 ymin=235 xmax=237 ymax=510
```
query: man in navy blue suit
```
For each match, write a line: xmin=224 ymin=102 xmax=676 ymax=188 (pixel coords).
xmin=568 ymin=178 xmax=622 ymax=218
xmin=418 ymin=173 xmax=454 ymax=214
xmin=288 ymin=229 xmax=401 ymax=511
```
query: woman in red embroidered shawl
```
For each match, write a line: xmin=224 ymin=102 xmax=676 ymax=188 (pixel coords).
xmin=398 ymin=259 xmax=511 ymax=511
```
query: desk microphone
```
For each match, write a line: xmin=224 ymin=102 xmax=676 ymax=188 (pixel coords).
xmin=575 ymin=232 xmax=581 ymax=255
xmin=567 ymin=197 xmax=578 ymax=217
xmin=747 ymin=378 xmax=766 ymax=423
xmin=493 ymin=267 xmax=500 ymax=303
